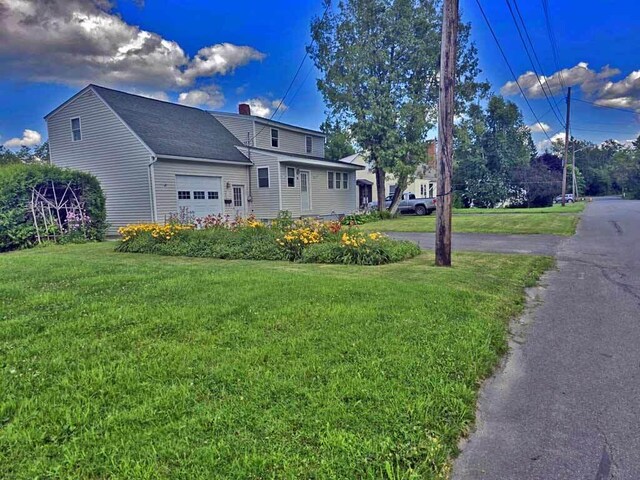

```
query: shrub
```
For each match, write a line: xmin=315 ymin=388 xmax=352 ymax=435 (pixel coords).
xmin=301 ymin=233 xmax=420 ymax=265
xmin=0 ymin=163 xmax=106 ymax=252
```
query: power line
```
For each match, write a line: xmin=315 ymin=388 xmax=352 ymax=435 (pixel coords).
xmin=247 ymin=2 xmax=331 ymax=145
xmin=475 ymin=0 xmax=555 ymax=143
xmin=573 ymin=98 xmax=639 ymax=115
xmin=541 ymin=0 xmax=567 ymax=92
xmin=276 ymin=64 xmax=315 ymax=122
xmin=509 ymin=0 xmax=565 ymax=125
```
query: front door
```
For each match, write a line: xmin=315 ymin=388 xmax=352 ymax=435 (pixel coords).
xmin=359 ymin=184 xmax=372 ymax=209
xmin=300 ymin=171 xmax=311 ymax=212
xmin=232 ymin=185 xmax=246 ymax=217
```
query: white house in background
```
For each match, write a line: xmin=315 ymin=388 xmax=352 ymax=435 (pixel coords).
xmin=339 ymin=150 xmax=438 ymax=209
xmin=45 ymin=85 xmax=361 ymax=233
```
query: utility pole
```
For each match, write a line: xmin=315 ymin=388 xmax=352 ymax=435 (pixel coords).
xmin=435 ymin=0 xmax=458 ymax=267
xmin=561 ymin=87 xmax=571 ymax=206
xmin=571 ymin=140 xmax=577 ymax=199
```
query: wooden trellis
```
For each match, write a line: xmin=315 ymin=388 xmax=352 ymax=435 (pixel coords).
xmin=28 ymin=181 xmax=88 ymax=244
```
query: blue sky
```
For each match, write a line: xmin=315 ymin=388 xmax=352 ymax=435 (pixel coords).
xmin=1 ymin=0 xmax=639 ymax=150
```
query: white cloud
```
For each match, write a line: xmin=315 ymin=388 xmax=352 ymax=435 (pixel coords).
xmin=242 ymin=97 xmax=288 ymax=118
xmin=3 ymin=129 xmax=42 ymax=148
xmin=0 ymin=0 xmax=264 ymax=90
xmin=131 ymin=90 xmax=170 ymax=101
xmin=178 ymin=87 xmax=224 ymax=109
xmin=502 ymin=62 xmax=640 ymax=113
xmin=529 ymin=122 xmax=551 ymax=133
xmin=591 ymin=70 xmax=640 ymax=112
xmin=500 ymin=63 xmax=619 ymax=99
xmin=535 ymin=132 xmax=566 ymax=152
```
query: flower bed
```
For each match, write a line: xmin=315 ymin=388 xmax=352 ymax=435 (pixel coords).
xmin=116 ymin=213 xmax=420 ymax=265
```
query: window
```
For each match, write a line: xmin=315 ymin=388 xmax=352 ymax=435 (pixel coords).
xmin=328 ymin=171 xmax=334 ymax=189
xmin=257 ymin=167 xmax=269 ymax=188
xmin=71 ymin=117 xmax=82 ymax=141
xmin=335 ymin=172 xmax=341 ymax=189
xmin=428 ymin=183 xmax=435 ymax=197
xmin=233 ymin=186 xmax=243 ymax=207
xmin=287 ymin=167 xmax=296 ymax=188
xmin=389 ymin=184 xmax=397 ymax=196
xmin=420 ymin=183 xmax=428 ymax=197
xmin=271 ymin=128 xmax=279 ymax=148
xmin=305 ymin=135 xmax=312 ymax=153
xmin=208 ymin=191 xmax=219 ymax=200
xmin=177 ymin=191 xmax=190 ymax=200
xmin=342 ymin=172 xmax=348 ymax=189
xmin=193 ymin=191 xmax=205 ymax=200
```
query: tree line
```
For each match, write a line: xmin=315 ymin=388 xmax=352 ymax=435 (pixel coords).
xmin=313 ymin=0 xmax=639 ymax=209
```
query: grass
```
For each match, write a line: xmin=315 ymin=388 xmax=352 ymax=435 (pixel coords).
xmin=453 ymin=203 xmax=585 ymax=215
xmin=0 ymin=243 xmax=553 ymax=479
xmin=362 ymin=204 xmax=584 ymax=235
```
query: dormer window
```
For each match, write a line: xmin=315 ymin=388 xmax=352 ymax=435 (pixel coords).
xmin=305 ymin=135 xmax=312 ymax=153
xmin=71 ymin=117 xmax=82 ymax=141
xmin=271 ymin=128 xmax=279 ymax=148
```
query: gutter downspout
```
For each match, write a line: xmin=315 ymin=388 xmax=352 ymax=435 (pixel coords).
xmin=148 ymin=155 xmax=159 ymax=222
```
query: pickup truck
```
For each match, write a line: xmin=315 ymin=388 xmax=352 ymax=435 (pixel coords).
xmin=369 ymin=193 xmax=437 ymax=215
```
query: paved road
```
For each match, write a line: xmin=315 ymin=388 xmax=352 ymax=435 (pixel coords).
xmin=388 ymin=232 xmax=565 ymax=255
xmin=453 ymin=197 xmax=640 ymax=479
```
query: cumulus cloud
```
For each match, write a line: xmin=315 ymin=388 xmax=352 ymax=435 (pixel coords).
xmin=502 ymin=62 xmax=640 ymax=113
xmin=535 ymin=131 xmax=565 ymax=152
xmin=500 ymin=63 xmax=619 ymax=99
xmin=529 ymin=122 xmax=551 ymax=133
xmin=178 ymin=87 xmax=225 ymax=109
xmin=591 ymin=70 xmax=640 ymax=112
xmin=3 ymin=129 xmax=42 ymax=148
xmin=242 ymin=98 xmax=288 ymax=118
xmin=0 ymin=0 xmax=265 ymax=90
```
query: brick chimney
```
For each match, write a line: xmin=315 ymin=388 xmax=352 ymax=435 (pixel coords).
xmin=238 ymin=103 xmax=251 ymax=116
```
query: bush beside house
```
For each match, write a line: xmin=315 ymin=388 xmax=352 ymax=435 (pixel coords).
xmin=0 ymin=163 xmax=107 ymax=252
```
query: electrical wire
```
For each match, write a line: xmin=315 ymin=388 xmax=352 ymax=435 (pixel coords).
xmin=247 ymin=2 xmax=331 ymax=145
xmin=475 ymin=0 xmax=555 ymax=143
xmin=573 ymin=98 xmax=639 ymax=115
xmin=509 ymin=0 xmax=565 ymax=125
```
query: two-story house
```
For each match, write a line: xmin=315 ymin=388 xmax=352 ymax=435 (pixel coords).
xmin=45 ymin=85 xmax=361 ymax=233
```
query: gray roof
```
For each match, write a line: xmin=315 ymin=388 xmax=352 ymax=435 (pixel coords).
xmin=91 ymin=85 xmax=250 ymax=164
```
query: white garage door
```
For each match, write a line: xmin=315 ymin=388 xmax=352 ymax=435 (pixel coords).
xmin=175 ymin=175 xmax=223 ymax=218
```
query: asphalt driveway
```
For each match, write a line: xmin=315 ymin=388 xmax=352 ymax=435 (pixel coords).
xmin=388 ymin=231 xmax=565 ymax=255
xmin=453 ymin=197 xmax=640 ymax=479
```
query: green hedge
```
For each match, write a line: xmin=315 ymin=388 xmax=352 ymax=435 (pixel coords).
xmin=0 ymin=163 xmax=107 ymax=252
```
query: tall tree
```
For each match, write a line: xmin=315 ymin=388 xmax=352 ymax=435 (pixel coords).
xmin=454 ymin=95 xmax=534 ymax=207
xmin=320 ymin=120 xmax=355 ymax=161
xmin=309 ymin=0 xmax=487 ymax=212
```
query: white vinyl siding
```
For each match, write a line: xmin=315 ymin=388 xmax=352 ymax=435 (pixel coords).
xmin=212 ymin=114 xmax=254 ymax=145
xmin=235 ymin=148 xmax=281 ymax=219
xmin=153 ymin=159 xmax=249 ymax=221
xmin=254 ymin=121 xmax=324 ymax=157
xmin=281 ymin=164 xmax=356 ymax=217
xmin=47 ymin=88 xmax=152 ymax=234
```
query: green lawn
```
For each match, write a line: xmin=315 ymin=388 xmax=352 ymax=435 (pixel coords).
xmin=1 ymin=243 xmax=552 ymax=479
xmin=453 ymin=203 xmax=585 ymax=215
xmin=362 ymin=205 xmax=583 ymax=235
